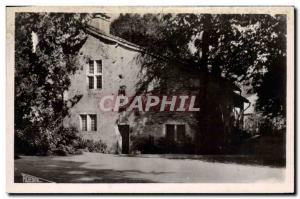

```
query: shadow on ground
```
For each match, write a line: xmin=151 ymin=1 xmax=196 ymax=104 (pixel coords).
xmin=15 ymin=156 xmax=160 ymax=183
xmin=121 ymin=154 xmax=285 ymax=168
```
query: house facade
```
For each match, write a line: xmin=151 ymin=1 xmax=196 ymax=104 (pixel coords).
xmin=63 ymin=16 xmax=248 ymax=154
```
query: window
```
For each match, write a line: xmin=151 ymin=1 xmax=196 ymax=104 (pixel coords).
xmin=80 ymin=114 xmax=97 ymax=131
xmin=89 ymin=60 xmax=94 ymax=74
xmin=96 ymin=75 xmax=102 ymax=89
xmin=165 ymin=124 xmax=186 ymax=142
xmin=90 ymin=115 xmax=97 ymax=131
xmin=87 ymin=59 xmax=103 ymax=89
xmin=96 ymin=60 xmax=102 ymax=73
xmin=176 ymin=125 xmax=186 ymax=142
xmin=80 ymin=115 xmax=87 ymax=131
xmin=166 ymin=124 xmax=175 ymax=141
xmin=88 ymin=76 xmax=94 ymax=89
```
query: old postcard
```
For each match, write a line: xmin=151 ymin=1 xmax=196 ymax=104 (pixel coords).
xmin=6 ymin=6 xmax=294 ymax=193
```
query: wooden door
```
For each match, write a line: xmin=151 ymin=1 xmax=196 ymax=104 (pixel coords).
xmin=118 ymin=125 xmax=130 ymax=154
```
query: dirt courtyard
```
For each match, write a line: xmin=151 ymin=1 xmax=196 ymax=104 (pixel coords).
xmin=14 ymin=152 xmax=285 ymax=183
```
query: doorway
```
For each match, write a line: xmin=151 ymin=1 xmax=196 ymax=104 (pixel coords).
xmin=118 ymin=125 xmax=130 ymax=154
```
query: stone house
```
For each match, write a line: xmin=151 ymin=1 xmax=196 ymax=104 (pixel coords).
xmin=63 ymin=16 xmax=249 ymax=154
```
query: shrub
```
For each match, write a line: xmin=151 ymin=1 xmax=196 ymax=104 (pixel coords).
xmin=44 ymin=126 xmax=80 ymax=156
xmin=15 ymin=126 xmax=55 ymax=156
xmin=131 ymin=135 xmax=156 ymax=154
xmin=156 ymin=136 xmax=195 ymax=154
xmin=131 ymin=135 xmax=195 ymax=154
xmin=16 ymin=125 xmax=108 ymax=156
xmin=15 ymin=128 xmax=41 ymax=155
xmin=76 ymin=138 xmax=108 ymax=153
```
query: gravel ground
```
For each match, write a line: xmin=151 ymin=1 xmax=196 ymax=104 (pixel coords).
xmin=14 ymin=152 xmax=285 ymax=183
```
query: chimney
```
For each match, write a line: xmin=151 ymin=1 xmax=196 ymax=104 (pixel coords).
xmin=89 ymin=13 xmax=110 ymax=35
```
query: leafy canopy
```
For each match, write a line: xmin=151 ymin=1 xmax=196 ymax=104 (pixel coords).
xmin=111 ymin=13 xmax=286 ymax=118
xmin=15 ymin=13 xmax=91 ymax=154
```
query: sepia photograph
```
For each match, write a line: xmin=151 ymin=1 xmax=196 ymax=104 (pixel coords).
xmin=6 ymin=6 xmax=294 ymax=193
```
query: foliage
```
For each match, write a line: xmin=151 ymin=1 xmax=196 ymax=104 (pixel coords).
xmin=76 ymin=138 xmax=108 ymax=153
xmin=15 ymin=124 xmax=108 ymax=155
xmin=15 ymin=13 xmax=91 ymax=155
xmin=15 ymin=125 xmax=79 ymax=155
xmin=15 ymin=13 xmax=90 ymax=128
xmin=244 ymin=112 xmax=286 ymax=135
xmin=111 ymin=14 xmax=287 ymax=118
xmin=131 ymin=135 xmax=194 ymax=154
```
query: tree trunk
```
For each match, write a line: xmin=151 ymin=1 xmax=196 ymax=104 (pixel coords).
xmin=196 ymin=25 xmax=211 ymax=154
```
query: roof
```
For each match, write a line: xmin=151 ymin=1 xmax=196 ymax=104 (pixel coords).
xmin=232 ymin=91 xmax=250 ymax=105
xmin=86 ymin=24 xmax=245 ymax=96
xmin=87 ymin=25 xmax=144 ymax=53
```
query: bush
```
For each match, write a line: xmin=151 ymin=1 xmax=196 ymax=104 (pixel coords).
xmin=15 ymin=126 xmax=56 ymax=156
xmin=15 ymin=128 xmax=40 ymax=155
xmin=45 ymin=126 xmax=79 ymax=156
xmin=156 ymin=136 xmax=195 ymax=154
xmin=131 ymin=135 xmax=195 ymax=154
xmin=131 ymin=135 xmax=156 ymax=154
xmin=15 ymin=125 xmax=108 ymax=156
xmin=76 ymin=138 xmax=108 ymax=153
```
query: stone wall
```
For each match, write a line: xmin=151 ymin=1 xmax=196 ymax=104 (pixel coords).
xmin=63 ymin=32 xmax=244 ymax=154
xmin=63 ymin=34 xmax=142 ymax=152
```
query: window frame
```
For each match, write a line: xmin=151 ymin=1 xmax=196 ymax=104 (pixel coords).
xmin=87 ymin=59 xmax=103 ymax=90
xmin=164 ymin=123 xmax=186 ymax=142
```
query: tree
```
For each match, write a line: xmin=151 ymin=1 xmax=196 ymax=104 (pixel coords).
xmin=111 ymin=13 xmax=287 ymax=118
xmin=15 ymin=13 xmax=91 ymax=154
xmin=111 ymin=13 xmax=287 ymax=153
